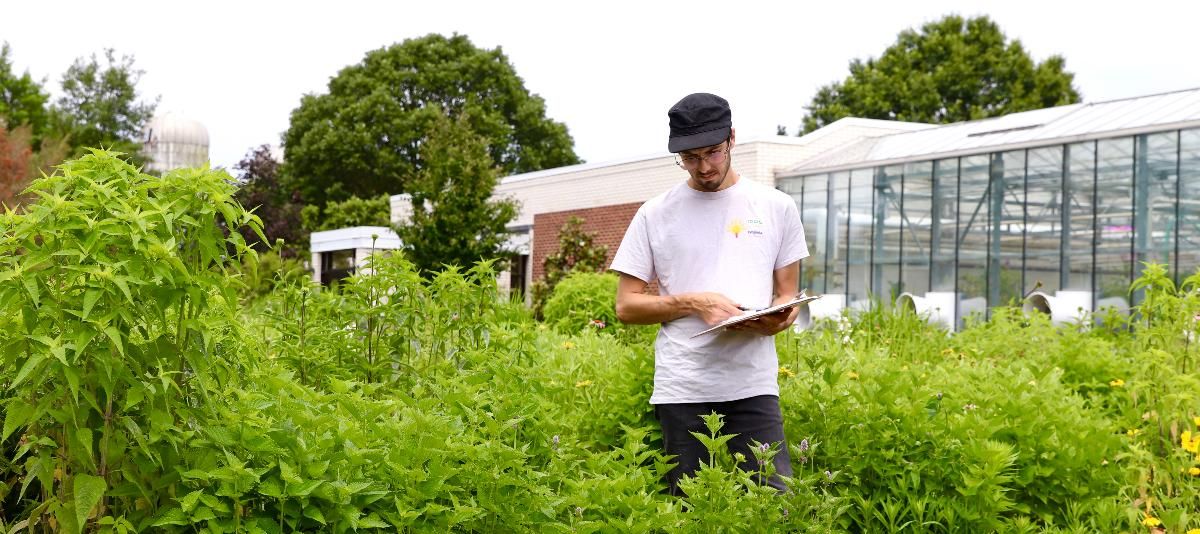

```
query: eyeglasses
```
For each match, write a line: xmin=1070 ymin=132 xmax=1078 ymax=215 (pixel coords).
xmin=675 ymin=141 xmax=730 ymax=169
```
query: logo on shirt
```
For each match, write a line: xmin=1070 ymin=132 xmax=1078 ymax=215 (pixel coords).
xmin=744 ymin=217 xmax=766 ymax=237
xmin=728 ymin=219 xmax=744 ymax=238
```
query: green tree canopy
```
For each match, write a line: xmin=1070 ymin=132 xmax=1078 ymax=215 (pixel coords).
xmin=0 ymin=42 xmax=50 ymax=138
xmin=301 ymin=194 xmax=391 ymax=233
xmin=282 ymin=33 xmax=580 ymax=210
xmin=53 ymin=48 xmax=158 ymax=158
xmin=801 ymin=15 xmax=1081 ymax=133
xmin=394 ymin=110 xmax=518 ymax=275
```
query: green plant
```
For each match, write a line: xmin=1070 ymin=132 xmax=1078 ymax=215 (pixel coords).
xmin=542 ymin=271 xmax=655 ymax=346
xmin=0 ymin=150 xmax=260 ymax=531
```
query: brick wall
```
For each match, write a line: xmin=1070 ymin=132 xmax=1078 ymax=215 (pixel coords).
xmin=532 ymin=202 xmax=643 ymax=282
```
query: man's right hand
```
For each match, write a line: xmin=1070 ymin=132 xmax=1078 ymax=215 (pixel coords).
xmin=687 ymin=292 xmax=744 ymax=326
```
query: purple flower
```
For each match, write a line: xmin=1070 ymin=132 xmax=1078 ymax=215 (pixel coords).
xmin=824 ymin=470 xmax=833 ymax=480
xmin=551 ymin=435 xmax=560 ymax=450
xmin=799 ymin=438 xmax=810 ymax=453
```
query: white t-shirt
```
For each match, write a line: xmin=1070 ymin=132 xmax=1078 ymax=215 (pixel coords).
xmin=610 ymin=178 xmax=809 ymax=404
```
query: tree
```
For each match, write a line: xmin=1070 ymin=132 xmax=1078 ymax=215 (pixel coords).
xmin=800 ymin=15 xmax=1081 ymax=133
xmin=54 ymin=48 xmax=157 ymax=158
xmin=0 ymin=42 xmax=50 ymax=139
xmin=282 ymin=33 xmax=580 ymax=210
xmin=0 ymin=124 xmax=33 ymax=207
xmin=232 ymin=145 xmax=305 ymax=257
xmin=301 ymin=194 xmax=391 ymax=233
xmin=394 ymin=111 xmax=518 ymax=275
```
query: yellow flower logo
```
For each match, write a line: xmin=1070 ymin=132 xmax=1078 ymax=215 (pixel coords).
xmin=728 ymin=219 xmax=744 ymax=238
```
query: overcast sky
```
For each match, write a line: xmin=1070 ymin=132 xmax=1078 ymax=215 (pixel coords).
xmin=3 ymin=0 xmax=1198 ymax=173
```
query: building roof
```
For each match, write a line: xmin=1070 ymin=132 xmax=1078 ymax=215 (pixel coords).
xmin=498 ymin=119 xmax=932 ymax=186
xmin=783 ymin=86 xmax=1200 ymax=176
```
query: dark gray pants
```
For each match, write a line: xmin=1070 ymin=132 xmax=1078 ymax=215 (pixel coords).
xmin=654 ymin=394 xmax=793 ymax=495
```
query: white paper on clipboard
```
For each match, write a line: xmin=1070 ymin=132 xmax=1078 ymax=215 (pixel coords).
xmin=690 ymin=293 xmax=823 ymax=338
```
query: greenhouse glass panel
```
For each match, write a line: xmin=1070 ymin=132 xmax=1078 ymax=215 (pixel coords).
xmin=847 ymin=168 xmax=874 ymax=309
xmin=1064 ymin=142 xmax=1096 ymax=291
xmin=996 ymin=150 xmax=1027 ymax=305
xmin=801 ymin=174 xmax=829 ymax=294
xmin=873 ymin=165 xmax=904 ymax=300
xmin=957 ymin=155 xmax=990 ymax=325
xmin=930 ymin=158 xmax=959 ymax=292
xmin=1133 ymin=132 xmax=1179 ymax=279
xmin=901 ymin=161 xmax=933 ymax=296
xmin=1095 ymin=137 xmax=1135 ymax=310
xmin=828 ymin=171 xmax=851 ymax=299
xmin=1180 ymin=129 xmax=1200 ymax=282
xmin=1024 ymin=147 xmax=1064 ymax=295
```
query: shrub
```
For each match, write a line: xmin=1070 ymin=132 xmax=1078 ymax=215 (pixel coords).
xmin=543 ymin=271 xmax=654 ymax=345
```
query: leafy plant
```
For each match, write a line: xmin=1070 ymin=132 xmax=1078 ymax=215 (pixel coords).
xmin=0 ymin=150 xmax=260 ymax=531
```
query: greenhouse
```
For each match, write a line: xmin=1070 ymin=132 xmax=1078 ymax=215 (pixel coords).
xmin=777 ymin=88 xmax=1200 ymax=328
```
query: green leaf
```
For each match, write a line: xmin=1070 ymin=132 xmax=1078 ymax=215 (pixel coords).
xmin=21 ymin=275 xmax=40 ymax=306
xmin=103 ymin=326 xmax=125 ymax=357
xmin=302 ymin=505 xmax=326 ymax=525
xmin=82 ymin=289 xmax=101 ymax=321
xmin=11 ymin=350 xmax=47 ymax=388
xmin=179 ymin=490 xmax=204 ymax=513
xmin=76 ymin=428 xmax=94 ymax=462
xmin=73 ymin=474 xmax=107 ymax=531
xmin=151 ymin=507 xmax=190 ymax=526
xmin=2 ymin=401 xmax=35 ymax=441
xmin=123 ymin=386 xmax=144 ymax=411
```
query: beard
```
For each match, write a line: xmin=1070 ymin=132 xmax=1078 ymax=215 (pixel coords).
xmin=690 ymin=158 xmax=732 ymax=192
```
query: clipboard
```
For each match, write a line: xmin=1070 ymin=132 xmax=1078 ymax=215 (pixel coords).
xmin=690 ymin=292 xmax=823 ymax=338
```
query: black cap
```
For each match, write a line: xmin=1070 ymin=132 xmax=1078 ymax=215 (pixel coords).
xmin=667 ymin=93 xmax=732 ymax=153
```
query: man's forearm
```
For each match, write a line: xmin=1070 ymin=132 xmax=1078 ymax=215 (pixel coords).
xmin=615 ymin=291 xmax=695 ymax=325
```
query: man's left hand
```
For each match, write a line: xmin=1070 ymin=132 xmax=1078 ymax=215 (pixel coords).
xmin=726 ymin=306 xmax=800 ymax=336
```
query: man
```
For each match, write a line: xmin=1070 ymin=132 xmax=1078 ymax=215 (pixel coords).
xmin=610 ymin=92 xmax=808 ymax=495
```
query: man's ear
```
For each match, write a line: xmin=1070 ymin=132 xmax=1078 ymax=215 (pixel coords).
xmin=728 ymin=127 xmax=737 ymax=148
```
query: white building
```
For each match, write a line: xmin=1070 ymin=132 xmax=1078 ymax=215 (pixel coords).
xmin=142 ymin=112 xmax=210 ymax=174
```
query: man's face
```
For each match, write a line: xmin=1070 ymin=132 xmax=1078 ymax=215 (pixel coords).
xmin=677 ymin=138 xmax=733 ymax=192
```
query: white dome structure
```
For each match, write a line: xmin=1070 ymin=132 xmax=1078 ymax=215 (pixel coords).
xmin=142 ymin=113 xmax=210 ymax=173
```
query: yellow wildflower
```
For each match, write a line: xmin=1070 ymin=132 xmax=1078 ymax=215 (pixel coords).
xmin=778 ymin=366 xmax=796 ymax=378
xmin=1142 ymin=515 xmax=1162 ymax=527
xmin=1189 ymin=467 xmax=1200 ymax=476
xmin=1127 ymin=428 xmax=1142 ymax=438
xmin=1109 ymin=378 xmax=1124 ymax=387
xmin=1186 ymin=529 xmax=1200 ymax=534
xmin=561 ymin=341 xmax=576 ymax=350
xmin=1194 ymin=416 xmax=1200 ymax=428
xmin=575 ymin=380 xmax=593 ymax=388
xmin=1184 ymin=431 xmax=1200 ymax=453
xmin=846 ymin=371 xmax=859 ymax=380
